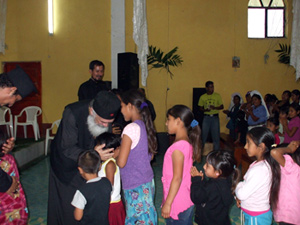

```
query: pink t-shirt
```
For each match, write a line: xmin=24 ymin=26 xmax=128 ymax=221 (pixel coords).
xmin=161 ymin=140 xmax=194 ymax=220
xmin=273 ymin=155 xmax=300 ymax=225
xmin=284 ymin=116 xmax=300 ymax=143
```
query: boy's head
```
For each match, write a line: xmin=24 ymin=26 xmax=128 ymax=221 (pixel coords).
xmin=279 ymin=106 xmax=289 ymax=117
xmin=291 ymin=89 xmax=300 ymax=103
xmin=78 ymin=150 xmax=101 ymax=176
xmin=267 ymin=117 xmax=279 ymax=133
xmin=282 ymin=90 xmax=291 ymax=101
xmin=96 ymin=132 xmax=121 ymax=150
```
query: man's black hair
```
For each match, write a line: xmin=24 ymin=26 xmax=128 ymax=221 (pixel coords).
xmin=89 ymin=60 xmax=105 ymax=71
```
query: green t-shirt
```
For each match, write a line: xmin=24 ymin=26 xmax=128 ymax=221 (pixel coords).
xmin=198 ymin=92 xmax=223 ymax=115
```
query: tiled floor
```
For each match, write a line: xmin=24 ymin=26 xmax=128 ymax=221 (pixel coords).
xmin=20 ymin=152 xmax=244 ymax=225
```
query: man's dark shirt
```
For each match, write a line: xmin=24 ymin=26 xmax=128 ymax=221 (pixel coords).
xmin=78 ymin=78 xmax=109 ymax=101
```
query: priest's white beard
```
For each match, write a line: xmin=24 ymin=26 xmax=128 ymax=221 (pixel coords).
xmin=87 ymin=115 xmax=108 ymax=137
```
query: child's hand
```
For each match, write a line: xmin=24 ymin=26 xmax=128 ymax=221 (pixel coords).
xmin=161 ymin=203 xmax=171 ymax=219
xmin=1 ymin=137 xmax=15 ymax=154
xmin=190 ymin=166 xmax=204 ymax=180
xmin=235 ymin=197 xmax=241 ymax=208
xmin=288 ymin=141 xmax=300 ymax=153
xmin=112 ymin=126 xmax=121 ymax=135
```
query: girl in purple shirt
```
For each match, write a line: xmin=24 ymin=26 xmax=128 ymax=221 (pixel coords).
xmin=117 ymin=89 xmax=157 ymax=224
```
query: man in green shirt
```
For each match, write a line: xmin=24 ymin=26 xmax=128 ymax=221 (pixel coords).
xmin=198 ymin=81 xmax=223 ymax=150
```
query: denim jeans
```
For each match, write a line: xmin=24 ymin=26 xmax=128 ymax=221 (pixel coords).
xmin=165 ymin=205 xmax=194 ymax=225
xmin=202 ymin=115 xmax=220 ymax=150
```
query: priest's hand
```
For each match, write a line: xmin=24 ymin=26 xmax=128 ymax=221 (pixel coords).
xmin=94 ymin=144 xmax=114 ymax=161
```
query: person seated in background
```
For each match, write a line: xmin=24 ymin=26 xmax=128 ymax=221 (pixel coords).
xmin=138 ymin=88 xmax=156 ymax=121
xmin=265 ymin=94 xmax=278 ymax=118
xmin=246 ymin=91 xmax=269 ymax=130
xmin=280 ymin=103 xmax=300 ymax=143
xmin=273 ymin=90 xmax=291 ymax=118
xmin=223 ymin=93 xmax=242 ymax=140
xmin=291 ymin=89 xmax=300 ymax=105
xmin=240 ymin=91 xmax=252 ymax=114
xmin=78 ymin=60 xmax=110 ymax=101
xmin=234 ymin=110 xmax=248 ymax=145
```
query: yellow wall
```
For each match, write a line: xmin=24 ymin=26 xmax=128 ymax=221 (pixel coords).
xmin=1 ymin=0 xmax=299 ymax=133
xmin=126 ymin=0 xmax=299 ymax=132
xmin=0 ymin=0 xmax=111 ymax=122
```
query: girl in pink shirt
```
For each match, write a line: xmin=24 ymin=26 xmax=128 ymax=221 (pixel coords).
xmin=271 ymin=141 xmax=300 ymax=225
xmin=235 ymin=127 xmax=281 ymax=225
xmin=281 ymin=103 xmax=300 ymax=143
xmin=161 ymin=105 xmax=201 ymax=225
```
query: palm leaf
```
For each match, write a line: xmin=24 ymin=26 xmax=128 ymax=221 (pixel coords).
xmin=275 ymin=43 xmax=290 ymax=65
xmin=147 ymin=45 xmax=183 ymax=79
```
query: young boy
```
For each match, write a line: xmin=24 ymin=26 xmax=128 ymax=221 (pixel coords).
xmin=71 ymin=150 xmax=112 ymax=225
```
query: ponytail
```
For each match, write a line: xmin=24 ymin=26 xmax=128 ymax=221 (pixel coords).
xmin=247 ymin=127 xmax=281 ymax=210
xmin=188 ymin=122 xmax=202 ymax=162
xmin=206 ymin=150 xmax=241 ymax=194
xmin=121 ymin=89 xmax=157 ymax=155
xmin=167 ymin=105 xmax=202 ymax=162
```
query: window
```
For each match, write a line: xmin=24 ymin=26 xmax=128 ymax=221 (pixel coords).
xmin=248 ymin=0 xmax=285 ymax=38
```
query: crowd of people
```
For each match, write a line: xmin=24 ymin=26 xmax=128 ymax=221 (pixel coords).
xmin=223 ymin=89 xmax=300 ymax=146
xmin=0 ymin=63 xmax=299 ymax=225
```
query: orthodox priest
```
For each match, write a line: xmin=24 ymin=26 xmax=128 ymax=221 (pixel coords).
xmin=47 ymin=91 xmax=120 ymax=225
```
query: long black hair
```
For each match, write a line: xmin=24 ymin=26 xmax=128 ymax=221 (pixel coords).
xmin=247 ymin=127 xmax=281 ymax=210
xmin=121 ymin=89 xmax=157 ymax=155
xmin=206 ymin=150 xmax=241 ymax=194
xmin=166 ymin=105 xmax=201 ymax=162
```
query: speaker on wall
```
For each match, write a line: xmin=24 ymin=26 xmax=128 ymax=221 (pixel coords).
xmin=118 ymin=52 xmax=139 ymax=91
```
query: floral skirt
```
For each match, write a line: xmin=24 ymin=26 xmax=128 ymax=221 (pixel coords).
xmin=123 ymin=179 xmax=157 ymax=225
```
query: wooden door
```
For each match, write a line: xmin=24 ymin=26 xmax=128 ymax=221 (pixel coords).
xmin=3 ymin=62 xmax=42 ymax=139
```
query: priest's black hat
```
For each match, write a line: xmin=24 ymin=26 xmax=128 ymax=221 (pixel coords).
xmin=7 ymin=65 xmax=37 ymax=99
xmin=93 ymin=91 xmax=120 ymax=120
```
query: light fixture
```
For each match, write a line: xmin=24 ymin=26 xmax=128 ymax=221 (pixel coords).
xmin=48 ymin=0 xmax=54 ymax=35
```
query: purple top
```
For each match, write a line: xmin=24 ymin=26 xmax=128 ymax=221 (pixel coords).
xmin=120 ymin=120 xmax=153 ymax=189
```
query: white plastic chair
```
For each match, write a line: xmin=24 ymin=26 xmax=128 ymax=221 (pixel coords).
xmin=0 ymin=106 xmax=14 ymax=137
xmin=45 ymin=119 xmax=61 ymax=156
xmin=14 ymin=106 xmax=42 ymax=141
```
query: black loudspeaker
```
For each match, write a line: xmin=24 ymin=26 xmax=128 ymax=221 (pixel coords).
xmin=118 ymin=53 xmax=139 ymax=91
xmin=192 ymin=87 xmax=212 ymax=142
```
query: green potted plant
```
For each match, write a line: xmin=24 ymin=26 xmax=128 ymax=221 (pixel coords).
xmin=147 ymin=45 xmax=183 ymax=78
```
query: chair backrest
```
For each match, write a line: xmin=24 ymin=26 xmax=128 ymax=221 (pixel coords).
xmin=21 ymin=106 xmax=42 ymax=122
xmin=50 ymin=119 xmax=61 ymax=133
xmin=0 ymin=107 xmax=11 ymax=123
